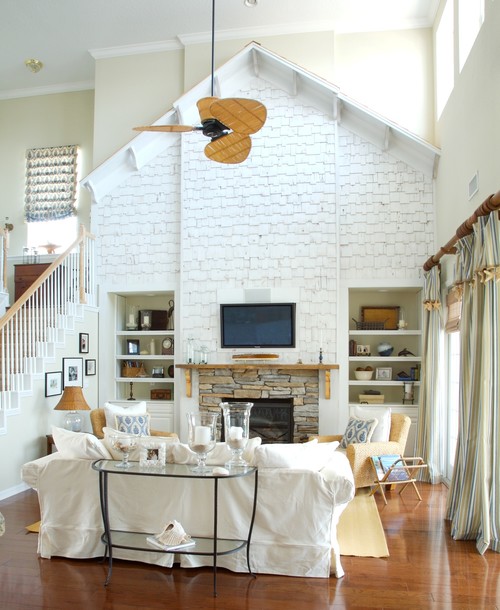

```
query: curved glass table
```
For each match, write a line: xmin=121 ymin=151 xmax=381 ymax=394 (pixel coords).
xmin=92 ymin=460 xmax=258 ymax=596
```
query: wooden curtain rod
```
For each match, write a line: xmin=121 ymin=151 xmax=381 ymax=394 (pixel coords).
xmin=423 ymin=190 xmax=500 ymax=271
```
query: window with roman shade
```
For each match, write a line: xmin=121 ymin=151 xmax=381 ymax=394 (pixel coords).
xmin=24 ymin=145 xmax=79 ymax=223
xmin=445 ymin=286 xmax=462 ymax=333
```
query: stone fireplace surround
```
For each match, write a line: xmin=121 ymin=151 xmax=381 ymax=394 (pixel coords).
xmin=195 ymin=366 xmax=322 ymax=443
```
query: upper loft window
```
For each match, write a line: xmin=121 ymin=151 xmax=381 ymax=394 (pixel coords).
xmin=436 ymin=0 xmax=454 ymax=117
xmin=24 ymin=145 xmax=80 ymax=253
xmin=458 ymin=0 xmax=484 ymax=71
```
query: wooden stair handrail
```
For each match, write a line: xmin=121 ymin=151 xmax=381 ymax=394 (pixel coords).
xmin=0 ymin=224 xmax=95 ymax=328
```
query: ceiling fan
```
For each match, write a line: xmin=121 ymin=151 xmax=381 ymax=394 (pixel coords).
xmin=133 ymin=0 xmax=267 ymax=164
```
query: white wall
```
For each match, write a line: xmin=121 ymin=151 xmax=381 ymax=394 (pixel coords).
xmin=93 ymin=76 xmax=433 ymax=442
xmin=0 ymin=307 xmax=99 ymax=496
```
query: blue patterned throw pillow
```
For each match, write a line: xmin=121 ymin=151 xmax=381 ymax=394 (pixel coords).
xmin=115 ymin=414 xmax=150 ymax=436
xmin=340 ymin=416 xmax=378 ymax=449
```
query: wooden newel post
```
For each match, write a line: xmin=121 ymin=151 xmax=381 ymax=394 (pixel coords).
xmin=2 ymin=229 xmax=8 ymax=293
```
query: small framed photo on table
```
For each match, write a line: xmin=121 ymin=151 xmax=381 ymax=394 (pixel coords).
xmin=45 ymin=371 xmax=63 ymax=397
xmin=140 ymin=441 xmax=167 ymax=467
xmin=376 ymin=367 xmax=393 ymax=381
xmin=63 ymin=358 xmax=83 ymax=387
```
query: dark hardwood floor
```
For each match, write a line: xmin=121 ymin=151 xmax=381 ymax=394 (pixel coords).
xmin=0 ymin=483 xmax=499 ymax=609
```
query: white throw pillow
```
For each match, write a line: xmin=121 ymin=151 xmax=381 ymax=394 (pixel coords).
xmin=51 ymin=426 xmax=112 ymax=459
xmin=103 ymin=401 xmax=147 ymax=429
xmin=102 ymin=427 xmax=178 ymax=461
xmin=339 ymin=417 xmax=378 ymax=449
xmin=352 ymin=406 xmax=392 ymax=442
xmin=251 ymin=440 xmax=339 ymax=470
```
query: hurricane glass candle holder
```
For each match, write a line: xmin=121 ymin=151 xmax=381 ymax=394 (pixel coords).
xmin=186 ymin=411 xmax=218 ymax=474
xmin=220 ymin=402 xmax=253 ymax=471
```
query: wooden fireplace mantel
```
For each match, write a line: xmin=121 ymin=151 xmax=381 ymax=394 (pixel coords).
xmin=176 ymin=363 xmax=339 ymax=399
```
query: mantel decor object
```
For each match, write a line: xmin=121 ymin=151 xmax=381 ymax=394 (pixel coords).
xmin=220 ymin=402 xmax=253 ymax=471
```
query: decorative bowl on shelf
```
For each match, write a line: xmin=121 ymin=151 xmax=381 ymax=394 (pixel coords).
xmin=354 ymin=370 xmax=374 ymax=381
xmin=377 ymin=342 xmax=394 ymax=357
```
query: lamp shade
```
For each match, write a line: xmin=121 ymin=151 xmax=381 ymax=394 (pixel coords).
xmin=54 ymin=386 xmax=91 ymax=411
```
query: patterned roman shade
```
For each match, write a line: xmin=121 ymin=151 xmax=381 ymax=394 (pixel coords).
xmin=24 ymin=145 xmax=79 ymax=222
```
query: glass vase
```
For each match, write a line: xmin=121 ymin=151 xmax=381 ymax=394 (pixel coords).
xmin=221 ymin=402 xmax=253 ymax=471
xmin=186 ymin=411 xmax=218 ymax=474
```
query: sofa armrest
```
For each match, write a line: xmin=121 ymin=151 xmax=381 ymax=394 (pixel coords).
xmin=346 ymin=441 xmax=403 ymax=488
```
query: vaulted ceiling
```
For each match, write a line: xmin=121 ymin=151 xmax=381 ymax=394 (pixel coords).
xmin=1 ymin=0 xmax=439 ymax=99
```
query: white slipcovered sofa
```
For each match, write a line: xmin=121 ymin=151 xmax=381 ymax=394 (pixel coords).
xmin=21 ymin=429 xmax=354 ymax=579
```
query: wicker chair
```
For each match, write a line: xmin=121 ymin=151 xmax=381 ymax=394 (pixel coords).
xmin=315 ymin=413 xmax=411 ymax=489
xmin=90 ymin=408 xmax=178 ymax=441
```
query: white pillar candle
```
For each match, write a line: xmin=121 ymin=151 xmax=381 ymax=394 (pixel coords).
xmin=129 ymin=314 xmax=134 ymax=324
xmin=229 ymin=426 xmax=243 ymax=440
xmin=144 ymin=315 xmax=150 ymax=325
xmin=194 ymin=425 xmax=211 ymax=444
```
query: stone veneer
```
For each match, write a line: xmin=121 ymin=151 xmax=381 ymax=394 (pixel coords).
xmin=197 ymin=367 xmax=320 ymax=443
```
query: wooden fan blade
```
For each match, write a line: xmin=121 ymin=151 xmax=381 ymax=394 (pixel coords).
xmin=209 ymin=98 xmax=267 ymax=135
xmin=133 ymin=125 xmax=196 ymax=133
xmin=204 ymin=133 xmax=252 ymax=164
xmin=197 ymin=97 xmax=219 ymax=122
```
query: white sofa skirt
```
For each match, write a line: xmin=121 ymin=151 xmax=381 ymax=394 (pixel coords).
xmin=22 ymin=452 xmax=354 ymax=578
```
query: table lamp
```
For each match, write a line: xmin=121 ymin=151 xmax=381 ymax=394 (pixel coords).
xmin=54 ymin=386 xmax=90 ymax=432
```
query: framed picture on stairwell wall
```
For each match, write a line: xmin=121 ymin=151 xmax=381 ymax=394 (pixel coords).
xmin=79 ymin=333 xmax=89 ymax=354
xmin=63 ymin=358 xmax=83 ymax=388
xmin=45 ymin=371 xmax=63 ymax=397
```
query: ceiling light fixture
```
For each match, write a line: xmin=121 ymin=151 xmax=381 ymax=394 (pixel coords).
xmin=244 ymin=0 xmax=258 ymax=6
xmin=25 ymin=58 xmax=43 ymax=73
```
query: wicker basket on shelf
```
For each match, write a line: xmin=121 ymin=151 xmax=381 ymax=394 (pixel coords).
xmin=351 ymin=318 xmax=386 ymax=331
xmin=122 ymin=364 xmax=147 ymax=378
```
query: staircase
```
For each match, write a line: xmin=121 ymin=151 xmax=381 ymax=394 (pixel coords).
xmin=0 ymin=226 xmax=96 ymax=432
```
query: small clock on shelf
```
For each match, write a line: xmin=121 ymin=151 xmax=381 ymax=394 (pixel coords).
xmin=162 ymin=337 xmax=174 ymax=355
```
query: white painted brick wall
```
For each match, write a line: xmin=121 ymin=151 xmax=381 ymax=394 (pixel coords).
xmin=94 ymin=77 xmax=433 ymax=364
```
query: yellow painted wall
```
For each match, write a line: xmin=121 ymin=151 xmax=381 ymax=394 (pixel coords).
xmin=433 ymin=0 xmax=500 ymax=282
xmin=0 ymin=91 xmax=94 ymax=256
xmin=93 ymin=50 xmax=185 ymax=166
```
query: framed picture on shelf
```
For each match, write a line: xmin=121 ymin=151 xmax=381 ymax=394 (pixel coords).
xmin=79 ymin=333 xmax=89 ymax=354
xmin=356 ymin=344 xmax=371 ymax=356
xmin=376 ymin=367 xmax=393 ymax=381
xmin=45 ymin=371 xmax=63 ymax=397
xmin=63 ymin=358 xmax=83 ymax=387
xmin=85 ymin=359 xmax=96 ymax=376
xmin=126 ymin=339 xmax=140 ymax=355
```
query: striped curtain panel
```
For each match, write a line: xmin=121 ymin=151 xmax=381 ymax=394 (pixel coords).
xmin=446 ymin=213 xmax=500 ymax=554
xmin=416 ymin=265 xmax=444 ymax=483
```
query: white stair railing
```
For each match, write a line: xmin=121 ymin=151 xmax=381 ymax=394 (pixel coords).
xmin=0 ymin=225 xmax=96 ymax=409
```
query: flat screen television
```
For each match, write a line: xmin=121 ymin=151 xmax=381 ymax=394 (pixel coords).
xmin=220 ymin=303 xmax=296 ymax=349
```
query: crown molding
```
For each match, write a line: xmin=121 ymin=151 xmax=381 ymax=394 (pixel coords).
xmin=0 ymin=81 xmax=94 ymax=101
xmin=89 ymin=39 xmax=183 ymax=60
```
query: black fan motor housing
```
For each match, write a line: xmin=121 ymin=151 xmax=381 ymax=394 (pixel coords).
xmin=201 ymin=118 xmax=228 ymax=139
